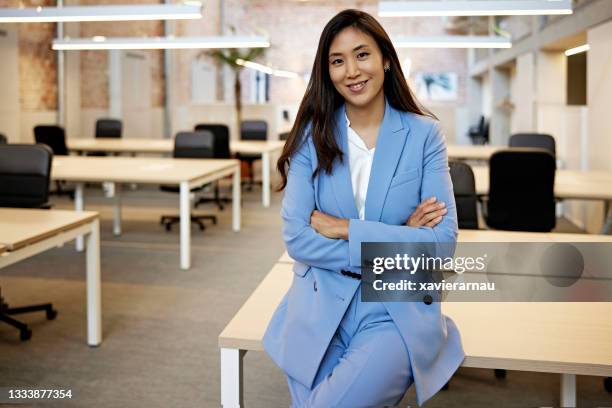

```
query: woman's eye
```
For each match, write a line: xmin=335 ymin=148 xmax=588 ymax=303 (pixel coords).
xmin=357 ymin=52 xmax=369 ymax=59
xmin=331 ymin=59 xmax=343 ymax=65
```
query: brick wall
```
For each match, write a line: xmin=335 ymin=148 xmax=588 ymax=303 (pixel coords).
xmin=177 ymin=0 xmax=467 ymax=106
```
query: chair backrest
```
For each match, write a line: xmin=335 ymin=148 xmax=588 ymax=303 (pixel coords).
xmin=449 ymin=161 xmax=478 ymax=229
xmin=173 ymin=131 xmax=214 ymax=159
xmin=194 ymin=124 xmax=231 ymax=159
xmin=0 ymin=133 xmax=7 ymax=144
xmin=0 ymin=144 xmax=52 ymax=208
xmin=95 ymin=118 xmax=122 ymax=139
xmin=33 ymin=125 xmax=69 ymax=155
xmin=509 ymin=133 xmax=556 ymax=157
xmin=240 ymin=120 xmax=267 ymax=141
xmin=487 ymin=149 xmax=556 ymax=232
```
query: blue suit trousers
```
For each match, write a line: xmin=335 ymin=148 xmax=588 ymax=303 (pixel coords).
xmin=287 ymin=287 xmax=413 ymax=408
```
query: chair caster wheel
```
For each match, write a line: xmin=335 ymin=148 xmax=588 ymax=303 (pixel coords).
xmin=494 ymin=369 xmax=507 ymax=379
xmin=47 ymin=309 xmax=58 ymax=320
xmin=20 ymin=329 xmax=32 ymax=341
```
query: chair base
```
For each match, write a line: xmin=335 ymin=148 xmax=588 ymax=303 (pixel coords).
xmin=160 ymin=214 xmax=217 ymax=232
xmin=0 ymin=296 xmax=57 ymax=341
xmin=194 ymin=183 xmax=231 ymax=210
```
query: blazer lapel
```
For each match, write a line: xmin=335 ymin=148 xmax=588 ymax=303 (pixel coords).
xmin=330 ymin=106 xmax=360 ymax=219
xmin=364 ymin=100 xmax=410 ymax=221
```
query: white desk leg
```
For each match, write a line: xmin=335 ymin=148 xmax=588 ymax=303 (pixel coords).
xmin=220 ymin=348 xmax=245 ymax=408
xmin=560 ymin=373 xmax=576 ymax=407
xmin=86 ymin=219 xmax=102 ymax=346
xmin=75 ymin=183 xmax=85 ymax=252
xmin=179 ymin=181 xmax=191 ymax=270
xmin=262 ymin=151 xmax=271 ymax=208
xmin=113 ymin=183 xmax=122 ymax=236
xmin=232 ymin=167 xmax=241 ymax=232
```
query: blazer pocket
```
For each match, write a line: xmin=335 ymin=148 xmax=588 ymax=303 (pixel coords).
xmin=389 ymin=168 xmax=420 ymax=189
xmin=292 ymin=262 xmax=311 ymax=277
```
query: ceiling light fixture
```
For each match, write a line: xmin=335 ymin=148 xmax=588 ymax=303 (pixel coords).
xmin=52 ymin=36 xmax=270 ymax=50
xmin=379 ymin=0 xmax=572 ymax=17
xmin=393 ymin=36 xmax=512 ymax=49
xmin=0 ymin=4 xmax=202 ymax=23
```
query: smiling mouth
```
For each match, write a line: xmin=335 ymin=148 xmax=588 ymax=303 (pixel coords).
xmin=348 ymin=80 xmax=368 ymax=92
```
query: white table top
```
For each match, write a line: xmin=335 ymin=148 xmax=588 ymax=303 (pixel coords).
xmin=51 ymin=156 xmax=239 ymax=184
xmin=471 ymin=166 xmax=612 ymax=201
xmin=0 ymin=208 xmax=98 ymax=251
xmin=447 ymin=144 xmax=502 ymax=161
xmin=67 ymin=138 xmax=285 ymax=155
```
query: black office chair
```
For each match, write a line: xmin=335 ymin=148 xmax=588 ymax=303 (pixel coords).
xmin=509 ymin=133 xmax=556 ymax=157
xmin=95 ymin=118 xmax=122 ymax=139
xmin=486 ymin=149 xmax=556 ymax=232
xmin=468 ymin=116 xmax=489 ymax=145
xmin=33 ymin=125 xmax=73 ymax=198
xmin=237 ymin=120 xmax=267 ymax=190
xmin=449 ymin=161 xmax=479 ymax=229
xmin=0 ymin=133 xmax=7 ymax=144
xmin=89 ymin=118 xmax=122 ymax=156
xmin=159 ymin=131 xmax=218 ymax=231
xmin=194 ymin=124 xmax=232 ymax=210
xmin=0 ymin=144 xmax=58 ymax=341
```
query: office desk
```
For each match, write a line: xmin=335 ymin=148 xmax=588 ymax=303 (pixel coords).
xmin=221 ymin=229 xmax=612 ymax=407
xmin=52 ymin=156 xmax=241 ymax=270
xmin=447 ymin=144 xmax=502 ymax=161
xmin=0 ymin=208 xmax=101 ymax=346
xmin=67 ymin=139 xmax=285 ymax=208
xmin=471 ymin=166 xmax=612 ymax=233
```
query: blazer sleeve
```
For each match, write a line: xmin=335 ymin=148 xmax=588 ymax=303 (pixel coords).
xmin=282 ymin=138 xmax=351 ymax=271
xmin=347 ymin=121 xmax=458 ymax=267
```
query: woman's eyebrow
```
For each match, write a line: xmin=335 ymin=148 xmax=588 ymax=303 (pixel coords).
xmin=329 ymin=44 xmax=369 ymax=57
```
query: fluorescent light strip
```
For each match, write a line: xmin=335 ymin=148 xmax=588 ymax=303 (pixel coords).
xmin=379 ymin=0 xmax=572 ymax=17
xmin=235 ymin=58 xmax=298 ymax=78
xmin=565 ymin=44 xmax=590 ymax=56
xmin=52 ymin=36 xmax=270 ymax=50
xmin=0 ymin=4 xmax=202 ymax=23
xmin=393 ymin=36 xmax=511 ymax=49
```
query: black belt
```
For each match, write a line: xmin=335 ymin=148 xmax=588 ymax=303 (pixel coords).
xmin=341 ymin=270 xmax=361 ymax=280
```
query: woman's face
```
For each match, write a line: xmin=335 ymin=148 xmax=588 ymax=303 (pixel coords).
xmin=328 ymin=27 xmax=387 ymax=109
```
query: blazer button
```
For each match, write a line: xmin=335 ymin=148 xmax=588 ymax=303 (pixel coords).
xmin=423 ymin=295 xmax=433 ymax=305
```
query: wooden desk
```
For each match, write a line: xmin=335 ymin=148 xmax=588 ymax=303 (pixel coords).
xmin=219 ymin=262 xmax=612 ymax=408
xmin=0 ymin=209 xmax=101 ymax=346
xmin=222 ymin=230 xmax=612 ymax=407
xmin=447 ymin=144 xmax=502 ymax=161
xmin=52 ymin=156 xmax=241 ymax=270
xmin=67 ymin=139 xmax=285 ymax=208
xmin=471 ymin=166 xmax=612 ymax=233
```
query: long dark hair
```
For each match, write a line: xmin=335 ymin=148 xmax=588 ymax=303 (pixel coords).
xmin=277 ymin=9 xmax=434 ymax=191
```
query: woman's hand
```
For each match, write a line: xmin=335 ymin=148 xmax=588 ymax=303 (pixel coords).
xmin=406 ymin=197 xmax=447 ymax=228
xmin=310 ymin=210 xmax=349 ymax=240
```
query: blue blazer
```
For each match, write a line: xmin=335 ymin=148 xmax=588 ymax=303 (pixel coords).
xmin=263 ymin=100 xmax=465 ymax=406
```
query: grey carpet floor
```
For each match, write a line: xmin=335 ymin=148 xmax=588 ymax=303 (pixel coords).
xmin=0 ymin=185 xmax=610 ymax=408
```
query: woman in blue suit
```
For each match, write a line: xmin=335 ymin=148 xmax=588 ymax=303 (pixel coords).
xmin=264 ymin=9 xmax=464 ymax=407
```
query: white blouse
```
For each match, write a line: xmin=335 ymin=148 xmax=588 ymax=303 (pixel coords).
xmin=346 ymin=115 xmax=375 ymax=220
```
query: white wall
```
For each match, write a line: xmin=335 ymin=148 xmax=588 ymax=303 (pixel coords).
xmin=510 ymin=52 xmax=536 ymax=133
xmin=584 ymin=18 xmax=612 ymax=232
